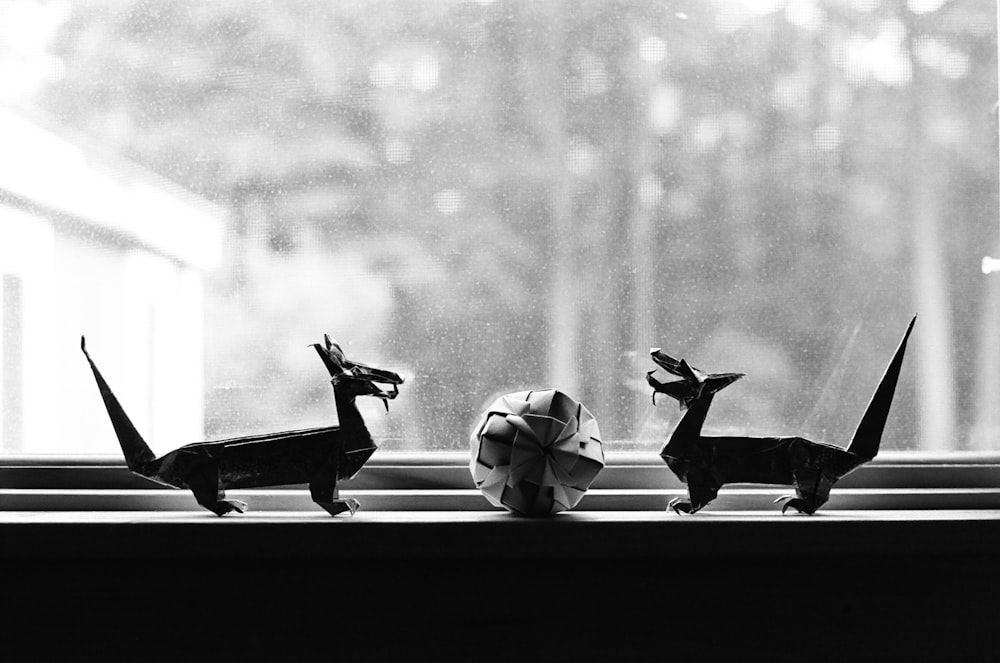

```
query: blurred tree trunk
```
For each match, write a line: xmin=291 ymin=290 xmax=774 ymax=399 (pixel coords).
xmin=625 ymin=21 xmax=656 ymax=443
xmin=629 ymin=160 xmax=655 ymax=440
xmin=971 ymin=3 xmax=1000 ymax=450
xmin=908 ymin=34 xmax=957 ymax=451
xmin=534 ymin=1 xmax=579 ymax=397
xmin=909 ymin=166 xmax=957 ymax=451
xmin=971 ymin=260 xmax=1000 ymax=449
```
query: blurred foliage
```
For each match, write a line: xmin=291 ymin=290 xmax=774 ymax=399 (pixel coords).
xmin=14 ymin=0 xmax=999 ymax=449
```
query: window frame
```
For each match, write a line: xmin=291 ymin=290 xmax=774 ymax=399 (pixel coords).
xmin=2 ymin=1 xmax=999 ymax=516
xmin=4 ymin=450 xmax=1000 ymax=513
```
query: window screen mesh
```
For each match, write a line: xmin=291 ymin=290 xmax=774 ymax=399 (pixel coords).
xmin=0 ymin=0 xmax=996 ymax=454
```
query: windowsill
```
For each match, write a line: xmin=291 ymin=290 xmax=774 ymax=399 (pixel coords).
xmin=5 ymin=450 xmax=1000 ymax=560
xmin=4 ymin=450 xmax=1000 ymax=512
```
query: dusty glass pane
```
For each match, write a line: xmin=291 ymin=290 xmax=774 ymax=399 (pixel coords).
xmin=0 ymin=0 xmax=996 ymax=455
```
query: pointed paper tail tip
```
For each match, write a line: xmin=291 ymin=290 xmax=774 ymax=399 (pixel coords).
xmin=846 ymin=315 xmax=916 ymax=462
xmin=79 ymin=337 xmax=158 ymax=472
xmin=81 ymin=336 xmax=97 ymax=365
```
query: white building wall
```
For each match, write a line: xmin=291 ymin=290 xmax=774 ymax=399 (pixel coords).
xmin=56 ymin=229 xmax=129 ymax=456
xmin=120 ymin=250 xmax=204 ymax=454
xmin=0 ymin=108 xmax=221 ymax=455
xmin=1 ymin=205 xmax=207 ymax=455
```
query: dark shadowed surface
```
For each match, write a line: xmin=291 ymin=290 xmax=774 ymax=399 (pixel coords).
xmin=2 ymin=511 xmax=999 ymax=661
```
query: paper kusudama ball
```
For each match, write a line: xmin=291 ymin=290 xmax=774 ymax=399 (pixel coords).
xmin=470 ymin=389 xmax=605 ymax=516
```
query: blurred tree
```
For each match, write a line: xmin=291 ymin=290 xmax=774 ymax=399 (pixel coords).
xmin=13 ymin=0 xmax=996 ymax=450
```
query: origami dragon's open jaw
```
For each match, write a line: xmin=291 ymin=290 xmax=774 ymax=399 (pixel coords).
xmin=342 ymin=361 xmax=403 ymax=404
xmin=312 ymin=334 xmax=404 ymax=407
xmin=646 ymin=347 xmax=744 ymax=409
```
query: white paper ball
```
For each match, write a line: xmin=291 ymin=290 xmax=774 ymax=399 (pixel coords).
xmin=470 ymin=389 xmax=604 ymax=516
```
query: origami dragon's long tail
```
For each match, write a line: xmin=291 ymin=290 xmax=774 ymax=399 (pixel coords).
xmin=845 ymin=315 xmax=917 ymax=461
xmin=80 ymin=337 xmax=157 ymax=472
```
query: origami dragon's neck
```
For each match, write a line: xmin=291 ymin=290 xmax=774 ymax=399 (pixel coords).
xmin=333 ymin=389 xmax=360 ymax=424
xmin=330 ymin=383 xmax=374 ymax=445
xmin=661 ymin=392 xmax=715 ymax=457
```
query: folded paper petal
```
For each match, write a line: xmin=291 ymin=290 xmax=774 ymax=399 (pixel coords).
xmin=552 ymin=415 xmax=579 ymax=445
xmin=482 ymin=414 xmax=518 ymax=444
xmin=577 ymin=437 xmax=605 ymax=465
xmin=471 ymin=458 xmax=493 ymax=484
xmin=509 ymin=449 xmax=545 ymax=486
xmin=496 ymin=393 xmax=533 ymax=416
xmin=523 ymin=414 xmax=562 ymax=448
xmin=527 ymin=389 xmax=555 ymax=416
xmin=506 ymin=415 xmax=540 ymax=444
xmin=478 ymin=464 xmax=510 ymax=507
xmin=477 ymin=431 xmax=512 ymax=468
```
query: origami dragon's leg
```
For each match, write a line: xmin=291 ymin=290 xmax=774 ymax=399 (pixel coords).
xmin=309 ymin=456 xmax=359 ymax=517
xmin=670 ymin=467 xmax=721 ymax=514
xmin=667 ymin=496 xmax=694 ymax=514
xmin=775 ymin=470 xmax=834 ymax=515
xmin=183 ymin=458 xmax=247 ymax=516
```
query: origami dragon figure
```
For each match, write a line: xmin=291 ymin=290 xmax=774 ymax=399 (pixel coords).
xmin=647 ymin=316 xmax=915 ymax=514
xmin=82 ymin=334 xmax=402 ymax=517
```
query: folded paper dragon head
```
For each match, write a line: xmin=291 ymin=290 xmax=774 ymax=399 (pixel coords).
xmin=312 ymin=334 xmax=404 ymax=406
xmin=646 ymin=348 xmax=744 ymax=409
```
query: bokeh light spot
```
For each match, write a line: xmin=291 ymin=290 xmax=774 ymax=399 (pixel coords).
xmin=639 ymin=37 xmax=667 ymax=64
xmin=433 ymin=189 xmax=464 ymax=215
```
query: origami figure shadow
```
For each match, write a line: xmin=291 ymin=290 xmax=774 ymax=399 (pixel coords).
xmin=82 ymin=335 xmax=402 ymax=517
xmin=647 ymin=316 xmax=915 ymax=515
